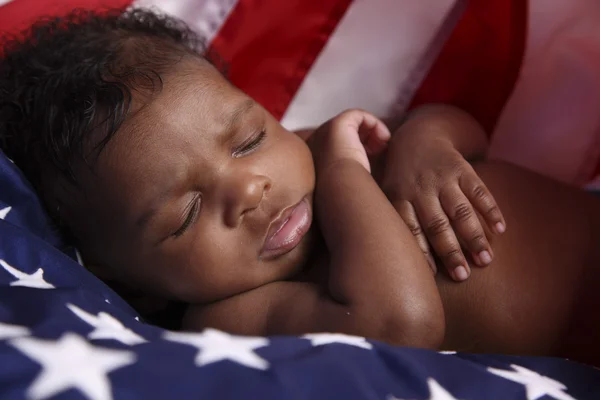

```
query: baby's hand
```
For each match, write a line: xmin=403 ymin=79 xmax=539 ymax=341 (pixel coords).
xmin=308 ymin=109 xmax=391 ymax=174
xmin=381 ymin=130 xmax=506 ymax=281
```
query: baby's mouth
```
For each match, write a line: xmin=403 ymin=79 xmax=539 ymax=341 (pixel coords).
xmin=260 ymin=197 xmax=312 ymax=259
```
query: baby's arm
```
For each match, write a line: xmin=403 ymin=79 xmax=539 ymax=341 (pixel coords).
xmin=382 ymin=104 xmax=488 ymax=160
xmin=184 ymin=111 xmax=444 ymax=348
xmin=298 ymin=105 xmax=486 ymax=169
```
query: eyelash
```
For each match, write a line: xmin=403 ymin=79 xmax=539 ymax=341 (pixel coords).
xmin=233 ymin=130 xmax=267 ymax=157
xmin=172 ymin=194 xmax=201 ymax=238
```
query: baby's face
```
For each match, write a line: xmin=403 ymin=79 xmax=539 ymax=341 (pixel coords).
xmin=78 ymin=59 xmax=316 ymax=303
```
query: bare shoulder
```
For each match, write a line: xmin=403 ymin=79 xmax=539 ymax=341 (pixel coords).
xmin=182 ymin=280 xmax=351 ymax=337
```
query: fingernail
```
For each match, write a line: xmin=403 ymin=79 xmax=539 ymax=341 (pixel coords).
xmin=453 ymin=266 xmax=469 ymax=281
xmin=495 ymin=222 xmax=506 ymax=234
xmin=478 ymin=250 xmax=492 ymax=265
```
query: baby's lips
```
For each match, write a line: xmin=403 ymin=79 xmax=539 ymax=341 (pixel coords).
xmin=260 ymin=198 xmax=312 ymax=258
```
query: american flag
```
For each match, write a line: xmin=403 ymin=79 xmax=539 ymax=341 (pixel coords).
xmin=0 ymin=0 xmax=524 ymax=133
xmin=4 ymin=0 xmax=600 ymax=187
xmin=1 ymin=1 xmax=600 ymax=399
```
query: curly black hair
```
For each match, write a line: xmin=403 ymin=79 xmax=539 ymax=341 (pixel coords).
xmin=0 ymin=8 xmax=210 ymax=225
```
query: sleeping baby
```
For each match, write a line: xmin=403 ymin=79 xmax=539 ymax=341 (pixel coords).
xmin=1 ymin=9 xmax=600 ymax=366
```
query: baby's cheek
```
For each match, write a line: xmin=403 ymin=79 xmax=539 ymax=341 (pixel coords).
xmin=154 ymin=240 xmax=248 ymax=303
xmin=290 ymin=138 xmax=316 ymax=187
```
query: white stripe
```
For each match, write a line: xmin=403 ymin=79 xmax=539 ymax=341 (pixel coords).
xmin=0 ymin=0 xmax=14 ymax=8
xmin=132 ymin=0 xmax=238 ymax=44
xmin=281 ymin=0 xmax=462 ymax=130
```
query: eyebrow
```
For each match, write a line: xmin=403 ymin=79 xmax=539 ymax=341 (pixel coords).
xmin=135 ymin=98 xmax=257 ymax=231
xmin=223 ymin=98 xmax=257 ymax=135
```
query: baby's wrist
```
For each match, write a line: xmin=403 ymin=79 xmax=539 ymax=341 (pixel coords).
xmin=390 ymin=122 xmax=456 ymax=158
xmin=394 ymin=105 xmax=487 ymax=159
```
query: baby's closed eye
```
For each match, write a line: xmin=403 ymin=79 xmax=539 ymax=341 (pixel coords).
xmin=172 ymin=193 xmax=202 ymax=238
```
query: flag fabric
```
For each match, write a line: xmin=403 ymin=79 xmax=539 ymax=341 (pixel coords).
xmin=0 ymin=0 xmax=524 ymax=133
xmin=4 ymin=0 xmax=600 ymax=188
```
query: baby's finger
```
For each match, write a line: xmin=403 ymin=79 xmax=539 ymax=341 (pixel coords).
xmin=439 ymin=186 xmax=492 ymax=267
xmin=358 ymin=116 xmax=391 ymax=155
xmin=460 ymin=173 xmax=506 ymax=234
xmin=337 ymin=109 xmax=390 ymax=142
xmin=414 ymin=196 xmax=470 ymax=281
xmin=337 ymin=109 xmax=391 ymax=155
xmin=392 ymin=199 xmax=437 ymax=274
xmin=363 ymin=130 xmax=390 ymax=155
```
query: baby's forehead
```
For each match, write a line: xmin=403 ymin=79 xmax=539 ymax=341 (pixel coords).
xmin=129 ymin=61 xmax=247 ymax=136
xmin=85 ymin=64 xmax=252 ymax=200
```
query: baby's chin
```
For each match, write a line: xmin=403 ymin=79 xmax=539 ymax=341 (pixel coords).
xmin=163 ymin=232 xmax=318 ymax=304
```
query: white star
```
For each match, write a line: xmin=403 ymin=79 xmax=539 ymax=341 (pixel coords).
xmin=488 ymin=364 xmax=576 ymax=400
xmin=0 ymin=259 xmax=55 ymax=289
xmin=426 ymin=378 xmax=459 ymax=400
xmin=164 ymin=328 xmax=269 ymax=370
xmin=388 ymin=378 xmax=458 ymax=400
xmin=303 ymin=333 xmax=373 ymax=349
xmin=67 ymin=304 xmax=146 ymax=346
xmin=10 ymin=333 xmax=136 ymax=400
xmin=0 ymin=206 xmax=11 ymax=219
xmin=0 ymin=321 xmax=31 ymax=340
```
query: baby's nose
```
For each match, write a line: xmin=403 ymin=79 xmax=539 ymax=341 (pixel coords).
xmin=222 ymin=173 xmax=271 ymax=228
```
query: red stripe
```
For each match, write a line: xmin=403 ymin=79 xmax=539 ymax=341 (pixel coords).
xmin=409 ymin=0 xmax=527 ymax=133
xmin=0 ymin=0 xmax=133 ymax=36
xmin=208 ymin=0 xmax=353 ymax=121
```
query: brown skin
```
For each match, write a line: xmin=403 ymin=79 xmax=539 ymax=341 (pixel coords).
xmin=66 ymin=57 xmax=600 ymax=365
xmin=301 ymin=106 xmax=505 ymax=280
xmin=438 ymin=162 xmax=600 ymax=366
